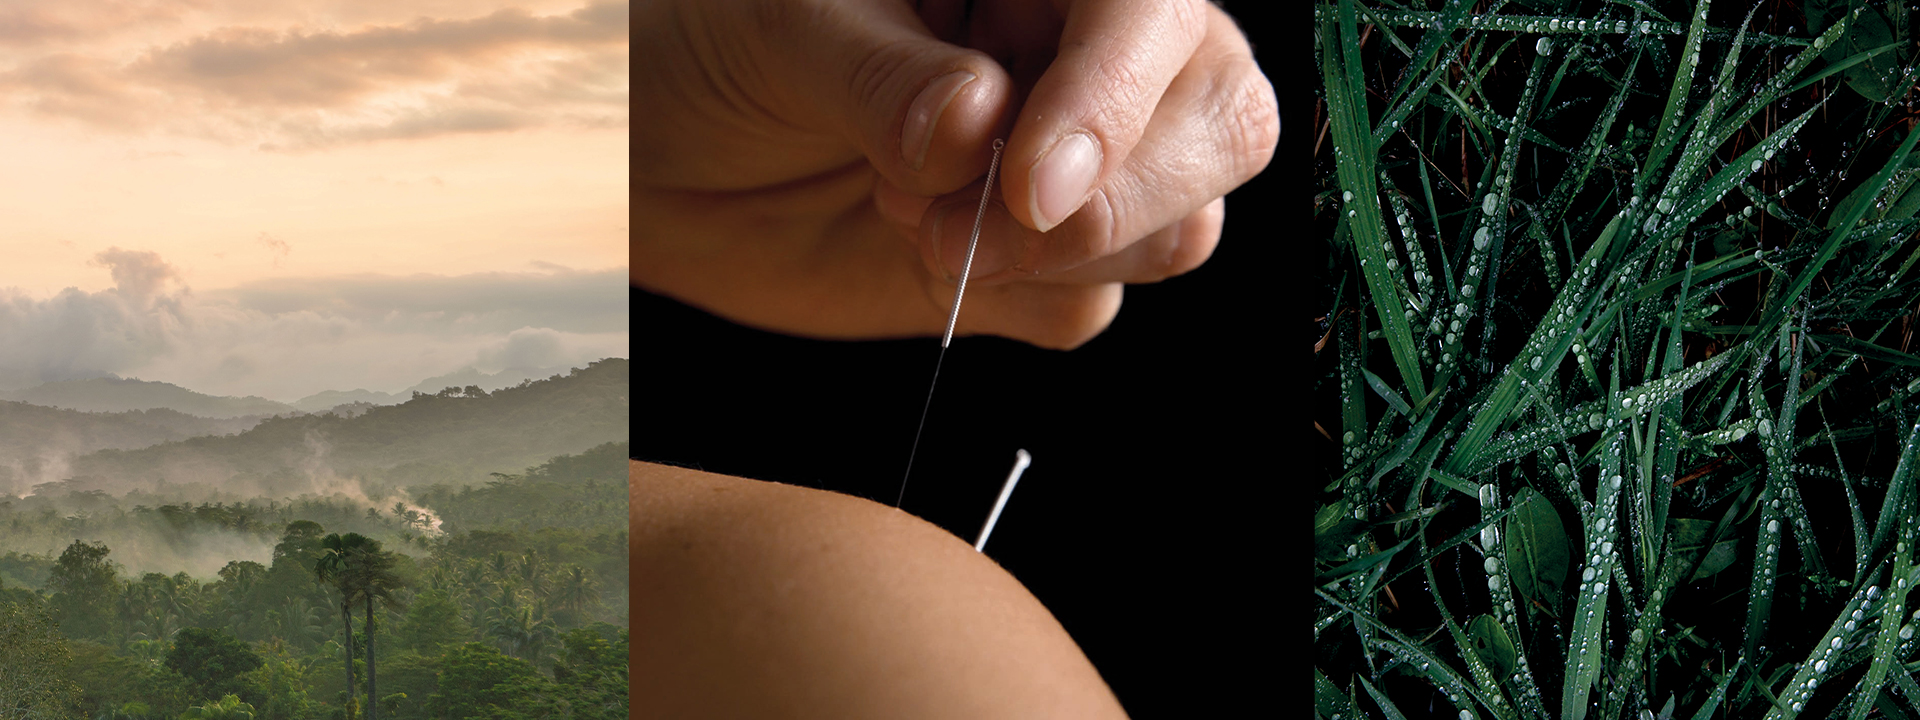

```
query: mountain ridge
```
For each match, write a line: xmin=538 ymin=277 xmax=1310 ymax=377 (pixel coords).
xmin=17 ymin=358 xmax=628 ymax=500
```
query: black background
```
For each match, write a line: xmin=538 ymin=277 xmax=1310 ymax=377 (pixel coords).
xmin=633 ymin=7 xmax=1309 ymax=715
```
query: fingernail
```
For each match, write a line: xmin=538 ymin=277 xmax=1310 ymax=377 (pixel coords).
xmin=932 ymin=204 xmax=1020 ymax=282
xmin=1030 ymin=131 xmax=1101 ymax=232
xmin=902 ymin=71 xmax=976 ymax=172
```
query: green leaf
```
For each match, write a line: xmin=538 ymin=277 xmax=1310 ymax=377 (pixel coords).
xmin=1315 ymin=517 xmax=1370 ymax=564
xmin=1811 ymin=1 xmax=1916 ymax=102
xmin=1469 ymin=614 xmax=1518 ymax=678
xmin=1364 ymin=367 xmax=1415 ymax=416
xmin=1668 ymin=518 xmax=1740 ymax=580
xmin=1506 ymin=487 xmax=1572 ymax=608
xmin=1315 ymin=499 xmax=1350 ymax=536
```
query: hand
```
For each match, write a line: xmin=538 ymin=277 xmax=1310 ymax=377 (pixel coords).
xmin=635 ymin=0 xmax=1277 ymax=349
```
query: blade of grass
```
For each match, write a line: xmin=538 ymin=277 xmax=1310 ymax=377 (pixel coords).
xmin=1563 ymin=429 xmax=1625 ymax=720
xmin=1327 ymin=0 xmax=1428 ymax=402
xmin=1845 ymin=542 xmax=1912 ymax=720
xmin=1444 ymin=211 xmax=1624 ymax=474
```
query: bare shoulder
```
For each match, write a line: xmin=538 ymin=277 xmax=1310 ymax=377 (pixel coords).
xmin=632 ymin=460 xmax=1130 ymax=720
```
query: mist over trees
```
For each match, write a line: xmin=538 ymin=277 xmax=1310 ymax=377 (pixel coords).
xmin=0 ymin=440 xmax=628 ymax=719
xmin=0 ymin=360 xmax=629 ymax=719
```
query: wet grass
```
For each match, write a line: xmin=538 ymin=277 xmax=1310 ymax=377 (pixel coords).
xmin=1313 ymin=0 xmax=1920 ymax=718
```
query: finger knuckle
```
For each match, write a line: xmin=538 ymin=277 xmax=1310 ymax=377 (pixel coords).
xmin=1040 ymin=287 xmax=1122 ymax=350
xmin=1219 ymin=60 xmax=1279 ymax=183
xmin=847 ymin=40 xmax=922 ymax=128
xmin=1167 ymin=204 xmax=1225 ymax=277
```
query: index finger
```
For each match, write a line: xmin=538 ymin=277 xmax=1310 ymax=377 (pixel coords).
xmin=1001 ymin=0 xmax=1209 ymax=233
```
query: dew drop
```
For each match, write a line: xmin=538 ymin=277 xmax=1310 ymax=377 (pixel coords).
xmin=1343 ymin=191 xmax=1353 ymax=202
xmin=1483 ymin=194 xmax=1499 ymax=215
xmin=1343 ymin=431 xmax=1355 ymax=444
xmin=1657 ymin=197 xmax=1674 ymax=214
xmin=1769 ymin=520 xmax=1779 ymax=534
xmin=1584 ymin=567 xmax=1596 ymax=582
xmin=1537 ymin=37 xmax=1554 ymax=55
xmin=1752 ymin=160 xmax=1763 ymax=172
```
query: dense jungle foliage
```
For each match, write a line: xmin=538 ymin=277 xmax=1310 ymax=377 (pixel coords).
xmin=0 ymin=438 xmax=629 ymax=719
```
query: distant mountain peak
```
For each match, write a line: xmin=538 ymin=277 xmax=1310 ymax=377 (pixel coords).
xmin=2 ymin=377 xmax=297 ymax=419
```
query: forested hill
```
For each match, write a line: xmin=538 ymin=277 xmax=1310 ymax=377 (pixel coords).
xmin=47 ymin=358 xmax=628 ymax=498
xmin=0 ymin=403 xmax=264 ymax=493
xmin=2 ymin=376 xmax=298 ymax=418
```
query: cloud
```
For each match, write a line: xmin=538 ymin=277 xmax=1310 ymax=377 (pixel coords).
xmin=478 ymin=326 xmax=565 ymax=371
xmin=211 ymin=265 xmax=626 ymax=334
xmin=0 ymin=1 xmax=191 ymax=47
xmin=0 ymin=1 xmax=628 ymax=147
xmin=256 ymin=232 xmax=291 ymax=267
xmin=0 ymin=250 xmax=626 ymax=400
xmin=0 ymin=248 xmax=187 ymax=390
xmin=89 ymin=246 xmax=184 ymax=304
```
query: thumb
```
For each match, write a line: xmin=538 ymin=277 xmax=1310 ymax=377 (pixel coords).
xmin=759 ymin=0 xmax=1012 ymax=197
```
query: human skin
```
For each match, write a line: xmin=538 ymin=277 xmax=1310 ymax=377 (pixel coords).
xmin=635 ymin=0 xmax=1279 ymax=349
xmin=632 ymin=461 xmax=1133 ymax=719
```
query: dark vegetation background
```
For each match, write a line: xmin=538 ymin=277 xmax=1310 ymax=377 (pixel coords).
xmin=632 ymin=7 xmax=1302 ymax=715
xmin=1311 ymin=0 xmax=1920 ymax=716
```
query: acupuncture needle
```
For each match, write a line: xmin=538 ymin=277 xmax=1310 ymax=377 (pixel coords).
xmin=896 ymin=138 xmax=1005 ymax=508
xmin=974 ymin=449 xmax=1031 ymax=552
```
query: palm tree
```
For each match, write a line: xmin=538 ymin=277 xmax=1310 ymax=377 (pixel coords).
xmin=314 ymin=533 xmax=372 ymax=718
xmin=485 ymin=601 xmax=557 ymax=662
xmin=272 ymin=596 xmax=329 ymax=651
xmin=516 ymin=550 xmax=549 ymax=602
xmin=552 ymin=565 xmax=599 ymax=621
xmin=355 ymin=541 xmax=405 ymax=720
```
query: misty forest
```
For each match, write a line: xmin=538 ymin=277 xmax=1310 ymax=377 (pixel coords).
xmin=0 ymin=359 xmax=629 ymax=720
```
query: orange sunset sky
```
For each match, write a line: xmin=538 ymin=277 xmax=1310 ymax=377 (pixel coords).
xmin=0 ymin=0 xmax=628 ymax=402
